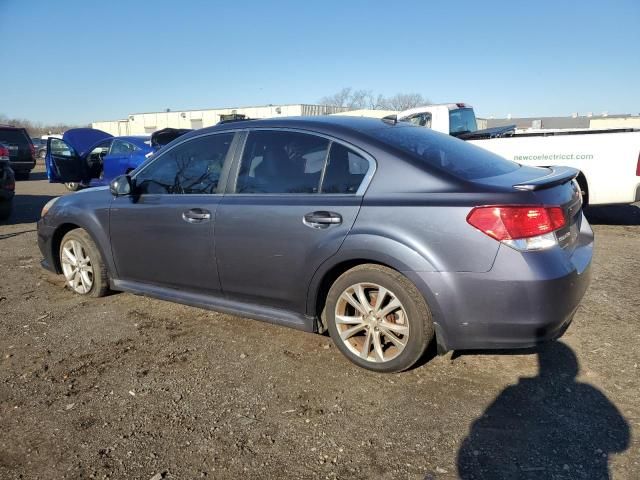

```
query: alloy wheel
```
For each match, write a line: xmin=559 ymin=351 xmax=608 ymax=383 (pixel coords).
xmin=60 ymin=239 xmax=94 ymax=294
xmin=334 ymin=282 xmax=409 ymax=363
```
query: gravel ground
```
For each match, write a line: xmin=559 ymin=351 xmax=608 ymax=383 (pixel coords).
xmin=1 ymin=166 xmax=638 ymax=479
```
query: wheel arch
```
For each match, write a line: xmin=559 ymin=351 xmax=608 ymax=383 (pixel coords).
xmin=307 ymin=236 xmax=439 ymax=324
xmin=575 ymin=170 xmax=589 ymax=205
xmin=51 ymin=222 xmax=112 ymax=278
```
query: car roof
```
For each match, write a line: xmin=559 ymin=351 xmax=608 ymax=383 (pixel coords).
xmin=168 ymin=116 xmax=408 ymax=149
xmin=117 ymin=135 xmax=150 ymax=147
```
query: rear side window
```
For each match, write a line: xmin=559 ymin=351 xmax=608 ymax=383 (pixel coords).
xmin=135 ymin=133 xmax=234 ymax=194
xmin=237 ymin=131 xmax=329 ymax=193
xmin=0 ymin=129 xmax=30 ymax=146
xmin=369 ymin=125 xmax=519 ymax=180
xmin=110 ymin=139 xmax=137 ymax=155
xmin=322 ymin=143 xmax=369 ymax=193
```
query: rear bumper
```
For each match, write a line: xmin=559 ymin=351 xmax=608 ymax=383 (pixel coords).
xmin=407 ymin=214 xmax=593 ymax=352
xmin=10 ymin=160 xmax=36 ymax=172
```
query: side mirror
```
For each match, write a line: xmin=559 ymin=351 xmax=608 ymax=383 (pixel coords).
xmin=110 ymin=174 xmax=133 ymax=196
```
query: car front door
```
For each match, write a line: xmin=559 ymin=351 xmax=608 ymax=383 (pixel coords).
xmin=215 ymin=129 xmax=374 ymax=314
xmin=46 ymin=137 xmax=84 ymax=183
xmin=108 ymin=131 xmax=238 ymax=294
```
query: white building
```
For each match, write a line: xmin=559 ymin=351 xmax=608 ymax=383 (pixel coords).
xmin=92 ymin=104 xmax=349 ymax=136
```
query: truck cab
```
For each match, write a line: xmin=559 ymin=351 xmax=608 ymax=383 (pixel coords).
xmin=398 ymin=103 xmax=479 ymax=135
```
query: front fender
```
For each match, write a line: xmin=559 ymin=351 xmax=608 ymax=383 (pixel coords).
xmin=46 ymin=189 xmax=116 ymax=277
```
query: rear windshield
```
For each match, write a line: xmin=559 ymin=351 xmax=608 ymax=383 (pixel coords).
xmin=0 ymin=129 xmax=30 ymax=146
xmin=449 ymin=108 xmax=477 ymax=134
xmin=368 ymin=125 xmax=519 ymax=180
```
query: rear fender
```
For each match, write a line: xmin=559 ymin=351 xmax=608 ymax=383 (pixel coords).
xmin=305 ymin=233 xmax=438 ymax=316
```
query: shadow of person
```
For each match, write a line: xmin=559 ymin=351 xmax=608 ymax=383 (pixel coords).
xmin=457 ymin=341 xmax=630 ymax=479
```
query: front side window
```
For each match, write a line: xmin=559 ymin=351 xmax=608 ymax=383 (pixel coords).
xmin=135 ymin=133 xmax=234 ymax=194
xmin=49 ymin=138 xmax=75 ymax=157
xmin=321 ymin=143 xmax=369 ymax=194
xmin=403 ymin=113 xmax=432 ymax=128
xmin=236 ymin=131 xmax=329 ymax=194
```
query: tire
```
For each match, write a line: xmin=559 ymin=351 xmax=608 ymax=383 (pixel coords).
xmin=0 ymin=200 xmax=11 ymax=220
xmin=15 ymin=171 xmax=29 ymax=180
xmin=325 ymin=264 xmax=434 ymax=373
xmin=65 ymin=182 xmax=81 ymax=191
xmin=59 ymin=228 xmax=109 ymax=297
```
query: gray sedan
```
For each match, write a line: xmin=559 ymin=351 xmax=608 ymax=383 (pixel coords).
xmin=37 ymin=116 xmax=592 ymax=372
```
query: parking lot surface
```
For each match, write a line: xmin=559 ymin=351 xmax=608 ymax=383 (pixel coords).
xmin=1 ymin=166 xmax=638 ymax=479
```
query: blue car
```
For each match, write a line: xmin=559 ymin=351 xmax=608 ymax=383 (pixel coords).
xmin=45 ymin=128 xmax=190 ymax=190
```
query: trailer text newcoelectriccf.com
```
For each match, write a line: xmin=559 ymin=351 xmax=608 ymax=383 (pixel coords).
xmin=514 ymin=153 xmax=594 ymax=161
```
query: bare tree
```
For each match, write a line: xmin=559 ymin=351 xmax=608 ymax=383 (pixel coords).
xmin=0 ymin=114 xmax=86 ymax=137
xmin=378 ymin=93 xmax=428 ymax=111
xmin=318 ymin=88 xmax=354 ymax=108
xmin=319 ymin=89 xmax=429 ymax=111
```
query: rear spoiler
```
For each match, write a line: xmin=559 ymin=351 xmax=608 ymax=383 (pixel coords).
xmin=150 ymin=128 xmax=192 ymax=149
xmin=513 ymin=166 xmax=579 ymax=191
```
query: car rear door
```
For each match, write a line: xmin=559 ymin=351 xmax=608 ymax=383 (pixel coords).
xmin=215 ymin=129 xmax=374 ymax=315
xmin=103 ymin=139 xmax=135 ymax=181
xmin=108 ymin=131 xmax=238 ymax=294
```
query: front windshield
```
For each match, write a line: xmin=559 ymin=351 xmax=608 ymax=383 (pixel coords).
xmin=449 ymin=108 xmax=477 ymax=134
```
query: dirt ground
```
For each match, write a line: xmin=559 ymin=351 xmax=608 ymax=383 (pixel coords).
xmin=1 ymin=165 xmax=639 ymax=479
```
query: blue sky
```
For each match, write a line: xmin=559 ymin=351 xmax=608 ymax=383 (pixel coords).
xmin=1 ymin=0 xmax=639 ymax=124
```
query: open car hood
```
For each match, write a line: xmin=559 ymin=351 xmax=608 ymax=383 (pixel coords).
xmin=63 ymin=128 xmax=113 ymax=156
xmin=150 ymin=128 xmax=192 ymax=150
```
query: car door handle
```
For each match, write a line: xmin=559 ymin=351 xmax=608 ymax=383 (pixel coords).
xmin=303 ymin=211 xmax=342 ymax=229
xmin=182 ymin=208 xmax=211 ymax=223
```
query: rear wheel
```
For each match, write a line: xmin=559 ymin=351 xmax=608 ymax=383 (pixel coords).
xmin=15 ymin=171 xmax=29 ymax=180
xmin=326 ymin=264 xmax=434 ymax=373
xmin=59 ymin=229 xmax=109 ymax=297
xmin=65 ymin=182 xmax=81 ymax=191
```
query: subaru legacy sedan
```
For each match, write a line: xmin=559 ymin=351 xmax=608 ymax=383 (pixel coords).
xmin=37 ymin=117 xmax=593 ymax=372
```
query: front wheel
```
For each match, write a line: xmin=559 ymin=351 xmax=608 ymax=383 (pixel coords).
xmin=326 ymin=264 xmax=434 ymax=373
xmin=59 ymin=229 xmax=109 ymax=297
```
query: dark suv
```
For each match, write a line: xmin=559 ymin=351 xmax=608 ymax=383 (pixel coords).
xmin=0 ymin=125 xmax=36 ymax=179
xmin=0 ymin=142 xmax=16 ymax=219
xmin=37 ymin=117 xmax=593 ymax=372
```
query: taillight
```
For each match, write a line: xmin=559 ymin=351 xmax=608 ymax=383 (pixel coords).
xmin=29 ymin=144 xmax=35 ymax=158
xmin=0 ymin=145 xmax=9 ymax=158
xmin=5 ymin=181 xmax=15 ymax=191
xmin=467 ymin=206 xmax=566 ymax=251
xmin=636 ymin=151 xmax=640 ymax=176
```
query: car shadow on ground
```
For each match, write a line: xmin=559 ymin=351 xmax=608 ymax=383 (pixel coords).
xmin=18 ymin=170 xmax=49 ymax=182
xmin=585 ymin=203 xmax=640 ymax=225
xmin=452 ymin=341 xmax=630 ymax=479
xmin=0 ymin=194 xmax=57 ymax=226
